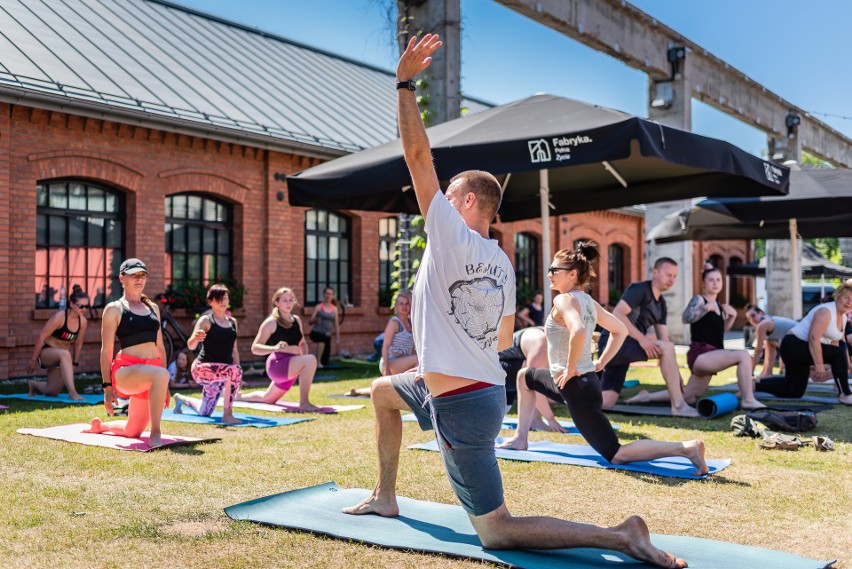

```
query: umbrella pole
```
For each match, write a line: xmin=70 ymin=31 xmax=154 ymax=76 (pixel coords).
xmin=790 ymin=218 xmax=801 ymax=318
xmin=540 ymin=169 xmax=552 ymax=318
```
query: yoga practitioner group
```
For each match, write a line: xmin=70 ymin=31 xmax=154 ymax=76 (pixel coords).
xmin=22 ymin=33 xmax=849 ymax=569
xmin=73 ymin=266 xmax=329 ymax=446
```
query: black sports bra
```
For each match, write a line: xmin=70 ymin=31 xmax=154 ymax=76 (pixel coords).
xmin=50 ymin=310 xmax=80 ymax=342
xmin=115 ymin=300 xmax=160 ymax=348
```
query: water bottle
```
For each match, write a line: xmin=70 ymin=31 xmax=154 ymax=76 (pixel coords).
xmin=58 ymin=285 xmax=67 ymax=310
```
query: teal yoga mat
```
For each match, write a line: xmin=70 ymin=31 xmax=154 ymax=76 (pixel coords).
xmin=411 ymin=439 xmax=728 ymax=480
xmin=225 ymin=482 xmax=833 ymax=569
xmin=401 ymin=414 xmax=616 ymax=435
xmin=0 ymin=393 xmax=103 ymax=404
xmin=160 ymin=408 xmax=313 ymax=428
xmin=696 ymin=393 xmax=739 ymax=418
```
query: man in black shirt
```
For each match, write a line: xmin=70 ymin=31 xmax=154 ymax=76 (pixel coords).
xmin=598 ymin=258 xmax=699 ymax=417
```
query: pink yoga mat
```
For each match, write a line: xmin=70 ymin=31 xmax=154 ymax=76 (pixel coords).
xmin=17 ymin=424 xmax=219 ymax=452
xmin=0 ymin=405 xmax=8 ymax=409
xmin=227 ymin=400 xmax=364 ymax=414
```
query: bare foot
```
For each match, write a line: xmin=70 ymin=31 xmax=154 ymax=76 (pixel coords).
xmin=625 ymin=390 xmax=651 ymax=404
xmin=28 ymin=382 xmax=37 ymax=397
xmin=671 ymin=403 xmax=701 ymax=418
xmin=342 ymin=491 xmax=399 ymax=517
xmin=173 ymin=395 xmax=185 ymax=414
xmin=68 ymin=393 xmax=85 ymax=401
xmin=615 ymin=515 xmax=687 ymax=568
xmin=298 ymin=402 xmax=324 ymax=413
xmin=221 ymin=415 xmax=243 ymax=425
xmin=740 ymin=400 xmax=766 ymax=411
xmin=683 ymin=439 xmax=708 ymax=476
xmin=496 ymin=436 xmax=528 ymax=451
xmin=529 ymin=416 xmax=549 ymax=431
xmin=347 ymin=388 xmax=358 ymax=396
xmin=839 ymin=393 xmax=852 ymax=406
xmin=147 ymin=432 xmax=163 ymax=449
xmin=83 ymin=417 xmax=103 ymax=434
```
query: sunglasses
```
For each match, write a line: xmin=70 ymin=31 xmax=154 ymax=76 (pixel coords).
xmin=547 ymin=266 xmax=572 ymax=275
xmin=76 ymin=303 xmax=90 ymax=309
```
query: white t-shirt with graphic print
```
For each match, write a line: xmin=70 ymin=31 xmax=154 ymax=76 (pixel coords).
xmin=412 ymin=191 xmax=516 ymax=385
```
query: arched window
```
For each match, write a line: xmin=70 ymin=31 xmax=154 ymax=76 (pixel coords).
xmin=165 ymin=193 xmax=232 ymax=286
xmin=514 ymin=232 xmax=539 ymax=299
xmin=608 ymin=244 xmax=626 ymax=303
xmin=378 ymin=216 xmax=399 ymax=307
xmin=35 ymin=180 xmax=124 ymax=308
xmin=305 ymin=209 xmax=351 ymax=306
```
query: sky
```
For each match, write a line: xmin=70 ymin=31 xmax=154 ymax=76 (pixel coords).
xmin=172 ymin=0 xmax=852 ymax=160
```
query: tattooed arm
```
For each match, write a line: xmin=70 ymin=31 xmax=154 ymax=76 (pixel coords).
xmin=682 ymin=295 xmax=713 ymax=324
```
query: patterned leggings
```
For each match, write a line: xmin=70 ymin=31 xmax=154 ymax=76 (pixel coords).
xmin=191 ymin=361 xmax=243 ymax=416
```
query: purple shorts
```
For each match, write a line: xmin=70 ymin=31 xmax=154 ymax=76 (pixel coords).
xmin=687 ymin=341 xmax=720 ymax=372
xmin=266 ymin=352 xmax=298 ymax=391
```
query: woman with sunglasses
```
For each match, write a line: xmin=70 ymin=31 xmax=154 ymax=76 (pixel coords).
xmin=26 ymin=288 xmax=90 ymax=400
xmin=498 ymin=242 xmax=708 ymax=476
xmin=85 ymin=259 xmax=170 ymax=448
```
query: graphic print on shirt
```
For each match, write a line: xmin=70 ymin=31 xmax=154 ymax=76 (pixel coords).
xmin=447 ymin=276 xmax=505 ymax=347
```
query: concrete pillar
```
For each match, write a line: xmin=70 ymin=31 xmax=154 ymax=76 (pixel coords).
xmin=396 ymin=0 xmax=462 ymax=125
xmin=766 ymin=128 xmax=803 ymax=318
xmin=646 ymin=51 xmax=692 ymax=343
xmin=840 ymin=238 xmax=852 ymax=269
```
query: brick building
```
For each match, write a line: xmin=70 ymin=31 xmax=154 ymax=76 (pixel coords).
xmin=0 ymin=0 xmax=746 ymax=380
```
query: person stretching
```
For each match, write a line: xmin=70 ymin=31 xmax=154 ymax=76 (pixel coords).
xmin=497 ymin=243 xmax=708 ymax=476
xmin=342 ymin=34 xmax=686 ymax=569
xmin=239 ymin=287 xmax=320 ymax=411
xmin=174 ymin=284 xmax=243 ymax=425
xmin=598 ymin=258 xmax=699 ymax=417
xmin=627 ymin=265 xmax=765 ymax=410
xmin=85 ymin=259 xmax=169 ymax=448
xmin=745 ymin=305 xmax=797 ymax=378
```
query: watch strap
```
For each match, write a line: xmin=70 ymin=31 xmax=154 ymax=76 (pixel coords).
xmin=396 ymin=80 xmax=416 ymax=91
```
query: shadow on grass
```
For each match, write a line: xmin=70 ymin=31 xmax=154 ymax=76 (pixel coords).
xmin=618 ymin=470 xmax=750 ymax=487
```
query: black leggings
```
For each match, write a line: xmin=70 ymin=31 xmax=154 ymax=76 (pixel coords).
xmin=759 ymin=335 xmax=850 ymax=398
xmin=309 ymin=330 xmax=331 ymax=366
xmin=524 ymin=368 xmax=621 ymax=462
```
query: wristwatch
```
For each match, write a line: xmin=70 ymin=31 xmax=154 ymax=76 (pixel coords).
xmin=396 ymin=80 xmax=416 ymax=91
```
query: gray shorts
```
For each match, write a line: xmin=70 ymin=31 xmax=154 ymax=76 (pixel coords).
xmin=393 ymin=373 xmax=505 ymax=516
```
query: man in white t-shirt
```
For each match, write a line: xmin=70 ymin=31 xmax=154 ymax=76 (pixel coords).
xmin=343 ymin=34 xmax=685 ymax=568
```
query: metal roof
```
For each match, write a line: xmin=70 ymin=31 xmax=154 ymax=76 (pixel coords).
xmin=0 ymin=0 xmax=491 ymax=156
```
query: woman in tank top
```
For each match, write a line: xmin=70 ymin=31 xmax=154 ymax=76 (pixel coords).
xmin=380 ymin=291 xmax=417 ymax=376
xmin=758 ymin=279 xmax=852 ymax=404
xmin=498 ymin=242 xmax=708 ymax=475
xmin=85 ymin=258 xmax=170 ymax=449
xmin=26 ymin=288 xmax=90 ymax=400
xmin=239 ymin=286 xmax=321 ymax=411
xmin=308 ymin=287 xmax=340 ymax=368
xmin=628 ymin=265 xmax=765 ymax=410
xmin=173 ymin=284 xmax=243 ymax=424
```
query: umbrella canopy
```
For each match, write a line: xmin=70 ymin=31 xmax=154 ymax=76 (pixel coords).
xmin=726 ymin=243 xmax=852 ymax=278
xmin=287 ymin=94 xmax=789 ymax=221
xmin=648 ymin=165 xmax=852 ymax=244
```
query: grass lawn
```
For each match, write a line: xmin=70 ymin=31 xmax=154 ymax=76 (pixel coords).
xmin=1 ymin=358 xmax=849 ymax=568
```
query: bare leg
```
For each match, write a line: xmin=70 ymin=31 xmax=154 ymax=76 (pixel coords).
xmin=656 ymin=342 xmax=699 ymax=417
xmin=238 ymin=384 xmax=288 ymax=404
xmin=691 ymin=350 xmax=765 ymax=409
xmin=173 ymin=392 xmax=202 ymax=414
xmin=343 ymin=377 xmax=409 ymax=517
xmin=601 ymin=389 xmax=620 ymax=409
xmin=497 ymin=368 xmax=537 ymax=450
xmin=470 ymin=504 xmax=686 ymax=568
xmin=388 ymin=354 xmax=418 ymax=375
xmin=613 ymin=439 xmax=708 ymax=475
xmin=35 ymin=349 xmax=83 ymax=400
xmin=287 ymin=354 xmax=320 ymax=411
xmin=220 ymin=378 xmax=243 ymax=425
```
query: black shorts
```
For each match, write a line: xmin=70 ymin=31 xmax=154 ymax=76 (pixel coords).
xmin=524 ymin=368 xmax=621 ymax=462
xmin=597 ymin=334 xmax=648 ymax=393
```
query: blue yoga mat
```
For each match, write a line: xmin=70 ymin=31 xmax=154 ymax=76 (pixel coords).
xmin=160 ymin=408 xmax=313 ymax=428
xmin=0 ymin=393 xmax=103 ymax=405
xmin=710 ymin=383 xmax=839 ymax=402
xmin=225 ymin=482 xmax=832 ymax=569
xmin=402 ymin=414 xmax=616 ymax=435
xmin=696 ymin=393 xmax=739 ymax=418
xmin=410 ymin=439 xmax=729 ymax=480
xmin=623 ymin=379 xmax=640 ymax=388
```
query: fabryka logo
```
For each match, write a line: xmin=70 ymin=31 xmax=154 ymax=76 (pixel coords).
xmin=763 ymin=162 xmax=783 ymax=184
xmin=528 ymin=139 xmax=551 ymax=163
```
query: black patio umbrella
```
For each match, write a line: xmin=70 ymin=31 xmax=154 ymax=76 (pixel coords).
xmin=726 ymin=243 xmax=852 ymax=278
xmin=288 ymin=94 xmax=788 ymax=316
xmin=647 ymin=166 xmax=852 ymax=244
xmin=287 ymin=94 xmax=789 ymax=221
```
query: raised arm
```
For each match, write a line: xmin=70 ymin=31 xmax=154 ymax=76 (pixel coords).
xmin=397 ymin=34 xmax=443 ymax=219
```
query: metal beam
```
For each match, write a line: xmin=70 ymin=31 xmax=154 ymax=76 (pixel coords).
xmin=495 ymin=0 xmax=852 ymax=166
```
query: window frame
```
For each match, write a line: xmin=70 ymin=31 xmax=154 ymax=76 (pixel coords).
xmin=304 ymin=209 xmax=352 ymax=306
xmin=514 ymin=232 xmax=540 ymax=294
xmin=164 ymin=192 xmax=233 ymax=287
xmin=378 ymin=216 xmax=399 ymax=307
xmin=35 ymin=179 xmax=125 ymax=309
